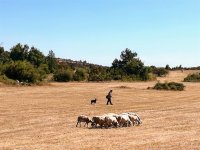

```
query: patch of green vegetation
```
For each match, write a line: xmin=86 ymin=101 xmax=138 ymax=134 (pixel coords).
xmin=184 ymin=73 xmax=200 ymax=82
xmin=152 ymin=82 xmax=185 ymax=91
xmin=0 ymin=75 xmax=16 ymax=85
xmin=0 ymin=44 xmax=165 ymax=84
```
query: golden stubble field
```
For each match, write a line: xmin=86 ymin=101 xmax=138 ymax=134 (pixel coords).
xmin=0 ymin=70 xmax=200 ymax=150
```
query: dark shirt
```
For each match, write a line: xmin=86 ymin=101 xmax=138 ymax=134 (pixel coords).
xmin=107 ymin=91 xmax=112 ymax=98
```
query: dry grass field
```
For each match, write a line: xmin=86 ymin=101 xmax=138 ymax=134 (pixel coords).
xmin=0 ymin=70 xmax=200 ymax=150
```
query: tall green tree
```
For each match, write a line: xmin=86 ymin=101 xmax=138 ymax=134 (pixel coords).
xmin=0 ymin=46 xmax=5 ymax=63
xmin=120 ymin=48 xmax=138 ymax=63
xmin=0 ymin=47 xmax=10 ymax=63
xmin=0 ymin=46 xmax=4 ymax=54
xmin=46 ymin=50 xmax=57 ymax=73
xmin=111 ymin=58 xmax=123 ymax=79
xmin=10 ymin=43 xmax=29 ymax=61
xmin=27 ymin=47 xmax=45 ymax=67
xmin=111 ymin=48 xmax=147 ymax=80
xmin=165 ymin=64 xmax=171 ymax=70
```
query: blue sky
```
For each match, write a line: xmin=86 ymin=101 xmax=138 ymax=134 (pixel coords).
xmin=0 ymin=0 xmax=200 ymax=67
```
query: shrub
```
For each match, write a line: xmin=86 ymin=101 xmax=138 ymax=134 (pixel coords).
xmin=122 ymin=75 xmax=134 ymax=81
xmin=4 ymin=61 xmax=41 ymax=83
xmin=184 ymin=73 xmax=200 ymax=82
xmin=153 ymin=68 xmax=169 ymax=77
xmin=88 ymin=74 xmax=103 ymax=81
xmin=53 ymin=69 xmax=73 ymax=82
xmin=0 ymin=63 xmax=6 ymax=75
xmin=147 ymin=73 xmax=157 ymax=81
xmin=37 ymin=64 xmax=49 ymax=80
xmin=0 ymin=75 xmax=16 ymax=85
xmin=122 ymin=74 xmax=145 ymax=81
xmin=152 ymin=82 xmax=185 ymax=91
xmin=112 ymin=74 xmax=122 ymax=80
xmin=73 ymin=68 xmax=88 ymax=81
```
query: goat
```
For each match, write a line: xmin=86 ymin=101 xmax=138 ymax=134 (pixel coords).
xmin=76 ymin=115 xmax=92 ymax=127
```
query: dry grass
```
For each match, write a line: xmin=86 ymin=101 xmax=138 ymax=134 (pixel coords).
xmin=0 ymin=70 xmax=200 ymax=150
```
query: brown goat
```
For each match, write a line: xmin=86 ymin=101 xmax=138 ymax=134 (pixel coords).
xmin=76 ymin=115 xmax=92 ymax=127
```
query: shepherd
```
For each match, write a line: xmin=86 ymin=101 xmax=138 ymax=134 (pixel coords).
xmin=106 ymin=90 xmax=113 ymax=105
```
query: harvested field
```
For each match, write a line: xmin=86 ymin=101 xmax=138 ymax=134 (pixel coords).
xmin=0 ymin=70 xmax=200 ymax=150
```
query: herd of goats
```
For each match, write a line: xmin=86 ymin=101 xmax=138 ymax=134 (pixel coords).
xmin=76 ymin=112 xmax=142 ymax=129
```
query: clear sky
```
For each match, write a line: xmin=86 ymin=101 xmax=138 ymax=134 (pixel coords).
xmin=0 ymin=0 xmax=200 ymax=67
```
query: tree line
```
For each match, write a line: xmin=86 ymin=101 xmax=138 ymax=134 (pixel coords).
xmin=0 ymin=44 xmax=170 ymax=84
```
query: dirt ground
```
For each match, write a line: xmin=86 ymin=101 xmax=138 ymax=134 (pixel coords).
xmin=0 ymin=70 xmax=200 ymax=150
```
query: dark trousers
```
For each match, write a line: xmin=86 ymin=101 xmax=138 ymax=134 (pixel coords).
xmin=106 ymin=98 xmax=113 ymax=105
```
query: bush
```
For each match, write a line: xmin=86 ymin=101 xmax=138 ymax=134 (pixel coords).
xmin=153 ymin=68 xmax=169 ymax=77
xmin=152 ymin=82 xmax=185 ymax=91
xmin=0 ymin=63 xmax=6 ymax=75
xmin=73 ymin=68 xmax=88 ymax=81
xmin=0 ymin=75 xmax=16 ymax=85
xmin=112 ymin=74 xmax=122 ymax=80
xmin=147 ymin=73 xmax=157 ymax=81
xmin=37 ymin=64 xmax=50 ymax=80
xmin=53 ymin=69 xmax=73 ymax=82
xmin=184 ymin=73 xmax=200 ymax=82
xmin=88 ymin=74 xmax=103 ymax=81
xmin=121 ymin=74 xmax=142 ymax=81
xmin=4 ymin=61 xmax=41 ymax=83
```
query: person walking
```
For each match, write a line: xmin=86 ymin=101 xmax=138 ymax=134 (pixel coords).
xmin=106 ymin=90 xmax=113 ymax=105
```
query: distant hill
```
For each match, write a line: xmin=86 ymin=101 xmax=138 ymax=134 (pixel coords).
xmin=56 ymin=58 xmax=108 ymax=68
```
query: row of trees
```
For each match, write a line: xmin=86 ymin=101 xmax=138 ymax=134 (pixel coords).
xmin=0 ymin=44 xmax=56 ymax=84
xmin=0 ymin=44 xmax=170 ymax=84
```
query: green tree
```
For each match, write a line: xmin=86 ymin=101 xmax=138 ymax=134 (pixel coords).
xmin=0 ymin=46 xmax=4 ymax=54
xmin=179 ymin=65 xmax=182 ymax=69
xmin=0 ymin=51 xmax=11 ymax=63
xmin=54 ymin=69 xmax=73 ymax=82
xmin=73 ymin=68 xmax=88 ymax=81
xmin=0 ymin=46 xmax=5 ymax=63
xmin=152 ymin=67 xmax=169 ymax=77
xmin=0 ymin=47 xmax=11 ymax=64
xmin=88 ymin=65 xmax=111 ymax=81
xmin=37 ymin=64 xmax=50 ymax=80
xmin=140 ymin=67 xmax=150 ymax=80
xmin=120 ymin=48 xmax=138 ymax=63
xmin=88 ymin=65 xmax=101 ymax=81
xmin=27 ymin=47 xmax=45 ymax=67
xmin=111 ymin=48 xmax=147 ymax=80
xmin=46 ymin=50 xmax=57 ymax=73
xmin=10 ymin=43 xmax=29 ymax=61
xmin=165 ymin=64 xmax=171 ymax=70
xmin=4 ymin=61 xmax=41 ymax=83
xmin=125 ymin=58 xmax=144 ymax=76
